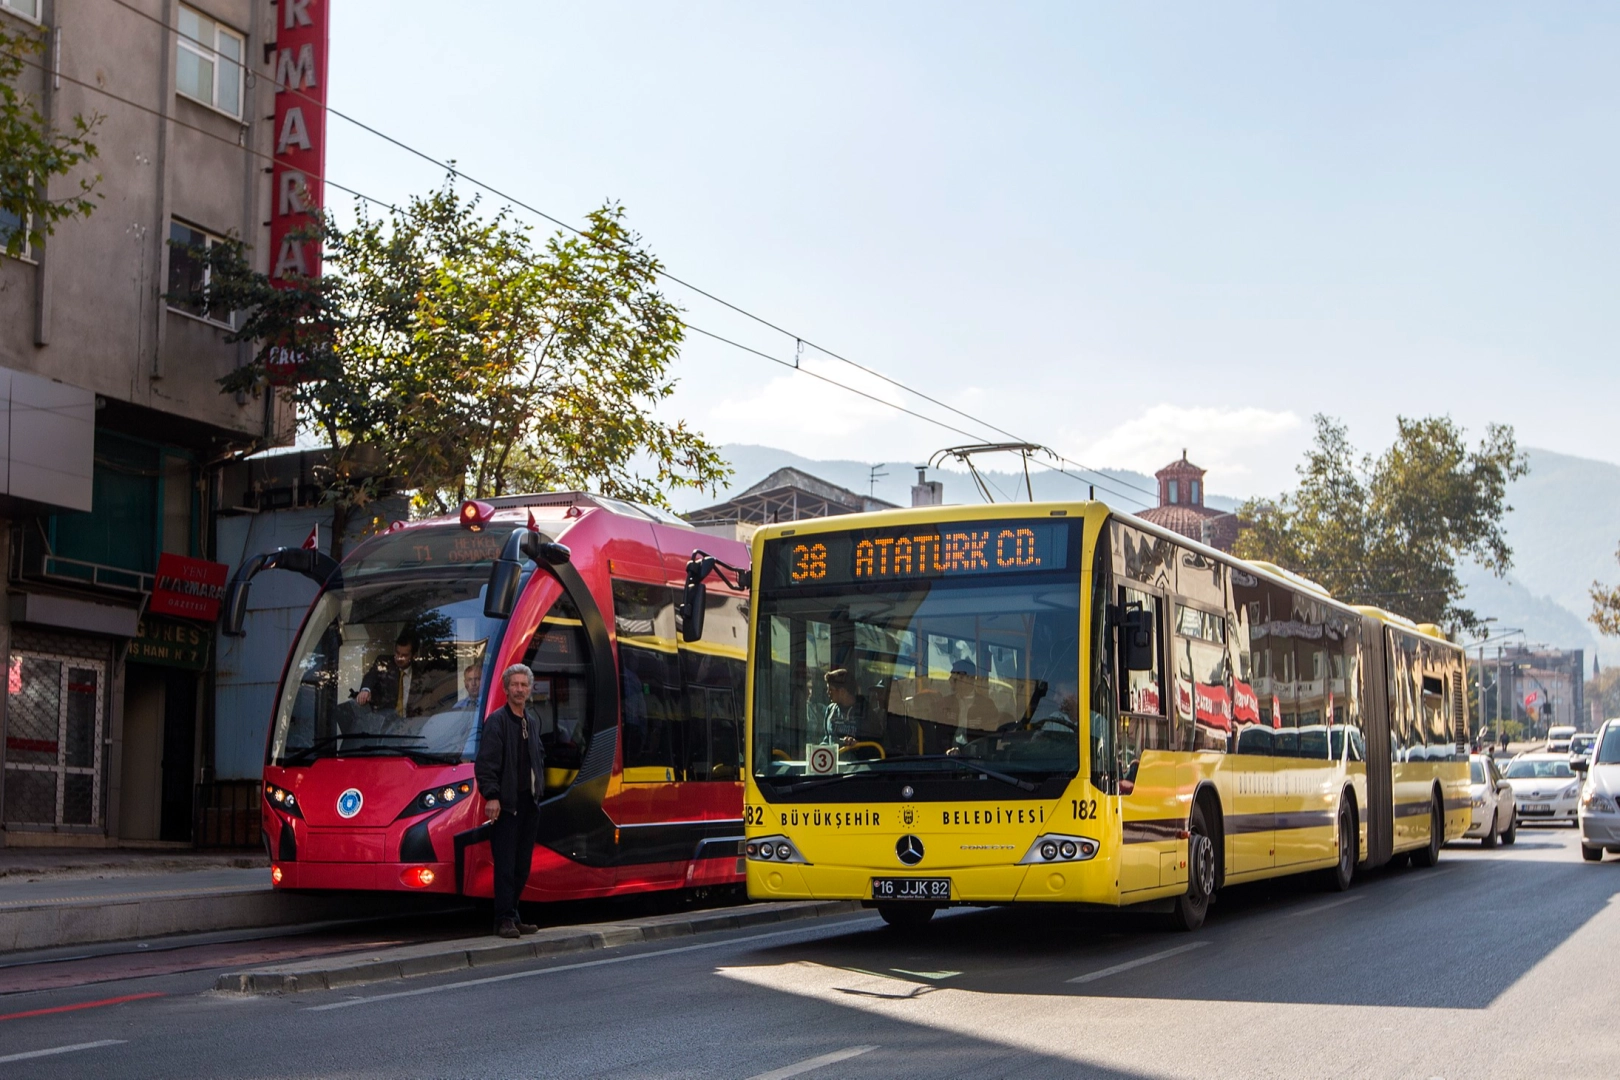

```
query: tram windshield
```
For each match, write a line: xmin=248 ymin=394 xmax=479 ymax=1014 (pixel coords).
xmin=268 ymin=574 xmax=501 ymax=766
xmin=751 ymin=536 xmax=1082 ymax=788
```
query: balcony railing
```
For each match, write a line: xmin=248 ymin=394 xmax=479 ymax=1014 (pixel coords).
xmin=11 ymin=523 xmax=155 ymax=596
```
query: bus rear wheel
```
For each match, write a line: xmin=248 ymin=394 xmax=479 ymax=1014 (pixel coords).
xmin=1168 ymin=804 xmax=1215 ymax=932
xmin=877 ymin=903 xmax=937 ymax=930
xmin=1411 ymin=798 xmax=1443 ymax=868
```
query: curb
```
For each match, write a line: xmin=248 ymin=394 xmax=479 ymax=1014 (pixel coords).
xmin=0 ymin=888 xmax=460 ymax=953
xmin=215 ymin=900 xmax=864 ymax=994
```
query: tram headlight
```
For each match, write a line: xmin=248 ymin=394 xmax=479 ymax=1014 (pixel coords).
xmin=265 ymin=784 xmax=302 ymax=819
xmin=1019 ymin=834 xmax=1098 ymax=865
xmin=405 ymin=781 xmax=473 ymax=817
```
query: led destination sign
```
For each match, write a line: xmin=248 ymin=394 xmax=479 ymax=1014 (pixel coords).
xmin=770 ymin=520 xmax=1070 ymax=588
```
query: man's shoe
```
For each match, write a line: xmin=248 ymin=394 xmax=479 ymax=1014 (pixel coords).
xmin=495 ymin=920 xmax=522 ymax=939
xmin=516 ymin=922 xmax=540 ymax=935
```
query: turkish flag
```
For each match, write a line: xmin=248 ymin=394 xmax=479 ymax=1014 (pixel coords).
xmin=301 ymin=524 xmax=319 ymax=551
xmin=527 ymin=508 xmax=540 ymax=532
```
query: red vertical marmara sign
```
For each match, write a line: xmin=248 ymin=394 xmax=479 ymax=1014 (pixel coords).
xmin=268 ymin=0 xmax=329 ymax=382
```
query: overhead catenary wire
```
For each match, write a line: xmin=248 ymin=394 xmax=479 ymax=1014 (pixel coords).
xmin=75 ymin=0 xmax=1164 ymax=509
xmin=96 ymin=0 xmax=1162 ymax=506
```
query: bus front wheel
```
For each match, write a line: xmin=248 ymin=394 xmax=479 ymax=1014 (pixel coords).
xmin=877 ymin=903 xmax=937 ymax=930
xmin=1411 ymin=798 xmax=1443 ymax=868
xmin=1168 ymin=803 xmax=1215 ymax=932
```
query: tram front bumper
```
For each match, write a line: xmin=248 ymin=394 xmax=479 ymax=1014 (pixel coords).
xmin=272 ymin=860 xmax=458 ymax=893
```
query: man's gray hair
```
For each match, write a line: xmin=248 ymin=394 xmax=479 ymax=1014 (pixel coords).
xmin=501 ymin=663 xmax=534 ymax=689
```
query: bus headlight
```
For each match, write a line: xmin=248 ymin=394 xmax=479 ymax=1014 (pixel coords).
xmin=746 ymin=835 xmax=808 ymax=864
xmin=1019 ymin=834 xmax=1098 ymax=864
xmin=1017 ymin=835 xmax=1095 ymax=867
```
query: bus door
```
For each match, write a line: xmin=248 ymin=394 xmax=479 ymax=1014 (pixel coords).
xmin=1227 ymin=573 xmax=1274 ymax=877
xmin=1116 ymin=582 xmax=1171 ymax=894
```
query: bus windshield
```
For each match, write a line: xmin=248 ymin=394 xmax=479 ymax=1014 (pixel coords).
xmin=268 ymin=574 xmax=503 ymax=766
xmin=752 ymin=577 xmax=1081 ymax=785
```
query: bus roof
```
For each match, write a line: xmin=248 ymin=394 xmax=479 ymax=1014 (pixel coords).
xmin=749 ymin=499 xmax=1460 ymax=648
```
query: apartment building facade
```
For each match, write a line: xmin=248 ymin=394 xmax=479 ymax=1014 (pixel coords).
xmin=0 ymin=0 xmax=302 ymax=846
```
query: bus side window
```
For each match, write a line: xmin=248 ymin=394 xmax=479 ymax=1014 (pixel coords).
xmin=1118 ymin=585 xmax=1169 ymax=777
xmin=612 ymin=580 xmax=684 ymax=781
xmin=679 ymin=591 xmax=748 ymax=781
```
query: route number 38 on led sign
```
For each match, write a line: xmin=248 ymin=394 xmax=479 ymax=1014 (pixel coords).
xmin=784 ymin=521 xmax=1068 ymax=586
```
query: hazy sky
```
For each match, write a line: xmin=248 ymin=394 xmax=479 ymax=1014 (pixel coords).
xmin=324 ymin=2 xmax=1620 ymax=500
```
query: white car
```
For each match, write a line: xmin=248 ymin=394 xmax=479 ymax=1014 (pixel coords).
xmin=1569 ymin=732 xmax=1596 ymax=763
xmin=1576 ymin=721 xmax=1620 ymax=862
xmin=1503 ymin=753 xmax=1581 ymax=826
xmin=1463 ymin=753 xmax=1517 ymax=846
xmin=1546 ymin=725 xmax=1577 ymax=754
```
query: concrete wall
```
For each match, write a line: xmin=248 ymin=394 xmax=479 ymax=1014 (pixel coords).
xmin=0 ymin=0 xmax=281 ymax=442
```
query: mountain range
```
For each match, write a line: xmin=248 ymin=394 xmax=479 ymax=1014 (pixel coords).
xmin=673 ymin=444 xmax=1619 ymax=660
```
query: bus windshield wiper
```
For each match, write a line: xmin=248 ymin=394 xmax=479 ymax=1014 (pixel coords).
xmin=877 ymin=755 xmax=1039 ymax=792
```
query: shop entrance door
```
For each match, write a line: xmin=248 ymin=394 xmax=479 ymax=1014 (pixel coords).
xmin=2 ymin=654 xmax=106 ymax=828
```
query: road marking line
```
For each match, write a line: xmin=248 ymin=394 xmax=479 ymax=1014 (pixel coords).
xmin=0 ymin=992 xmax=165 ymax=1023
xmin=305 ymin=916 xmax=878 ymax=1012
xmin=1287 ymin=894 xmax=1364 ymax=918
xmin=0 ymin=1040 xmax=125 ymax=1064
xmin=1067 ymin=941 xmax=1208 ymax=985
xmin=746 ymin=1045 xmax=878 ymax=1080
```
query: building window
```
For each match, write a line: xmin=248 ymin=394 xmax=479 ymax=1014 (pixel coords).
xmin=1 ymin=198 xmax=33 ymax=260
xmin=0 ymin=0 xmax=42 ymax=22
xmin=176 ymin=6 xmax=244 ymax=118
xmin=167 ymin=220 xmax=230 ymax=324
xmin=1190 ymin=480 xmax=1200 ymax=505
xmin=1167 ymin=480 xmax=1179 ymax=505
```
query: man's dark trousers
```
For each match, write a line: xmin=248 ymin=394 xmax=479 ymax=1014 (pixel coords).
xmin=490 ymin=799 xmax=541 ymax=926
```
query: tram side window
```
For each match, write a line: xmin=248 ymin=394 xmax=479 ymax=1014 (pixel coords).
xmin=613 ymin=581 xmax=684 ymax=781
xmin=520 ymin=611 xmax=592 ymax=777
xmin=679 ymin=592 xmax=749 ymax=781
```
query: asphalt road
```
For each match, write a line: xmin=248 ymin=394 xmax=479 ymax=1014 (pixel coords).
xmin=2 ymin=825 xmax=1616 ymax=1079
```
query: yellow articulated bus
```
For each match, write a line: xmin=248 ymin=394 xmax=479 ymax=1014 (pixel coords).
xmin=738 ymin=501 xmax=1469 ymax=930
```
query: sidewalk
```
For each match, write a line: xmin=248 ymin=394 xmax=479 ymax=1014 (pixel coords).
xmin=0 ymin=847 xmax=456 ymax=953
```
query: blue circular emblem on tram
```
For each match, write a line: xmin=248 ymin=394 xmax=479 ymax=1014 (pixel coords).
xmin=336 ymin=788 xmax=363 ymax=819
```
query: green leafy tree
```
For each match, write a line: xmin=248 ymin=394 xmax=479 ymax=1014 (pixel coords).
xmin=1591 ymin=547 xmax=1620 ymax=636
xmin=195 ymin=177 xmax=728 ymax=557
xmin=1589 ymin=666 xmax=1620 ymax=720
xmin=1234 ymin=414 xmax=1527 ymax=631
xmin=1 ymin=25 xmax=101 ymax=256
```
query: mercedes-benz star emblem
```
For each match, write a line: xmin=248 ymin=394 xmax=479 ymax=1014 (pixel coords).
xmin=337 ymin=788 xmax=363 ymax=818
xmin=896 ymin=834 xmax=925 ymax=866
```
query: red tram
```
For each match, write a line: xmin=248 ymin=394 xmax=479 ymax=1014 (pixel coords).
xmin=224 ymin=493 xmax=751 ymax=902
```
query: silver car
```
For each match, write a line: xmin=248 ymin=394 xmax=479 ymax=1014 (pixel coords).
xmin=1503 ymin=753 xmax=1581 ymax=827
xmin=1576 ymin=721 xmax=1620 ymax=861
xmin=1464 ymin=753 xmax=1517 ymax=846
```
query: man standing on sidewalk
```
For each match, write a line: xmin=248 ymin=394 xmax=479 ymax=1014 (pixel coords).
xmin=475 ymin=663 xmax=546 ymax=938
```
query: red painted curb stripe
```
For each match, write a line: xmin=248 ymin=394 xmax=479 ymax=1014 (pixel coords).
xmin=0 ymin=992 xmax=165 ymax=1022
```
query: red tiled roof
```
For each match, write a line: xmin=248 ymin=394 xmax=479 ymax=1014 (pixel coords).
xmin=1136 ymin=504 xmax=1238 ymax=551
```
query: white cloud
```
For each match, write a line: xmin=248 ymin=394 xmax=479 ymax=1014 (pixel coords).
xmin=1068 ymin=404 xmax=1305 ymax=498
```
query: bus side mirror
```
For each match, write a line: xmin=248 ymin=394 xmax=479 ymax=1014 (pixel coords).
xmin=1122 ymin=608 xmax=1155 ymax=672
xmin=485 ymin=559 xmax=523 ymax=620
xmin=681 ymin=579 xmax=707 ymax=643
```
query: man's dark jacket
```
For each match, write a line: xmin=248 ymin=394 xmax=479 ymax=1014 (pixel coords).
xmin=474 ymin=705 xmax=546 ymax=810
